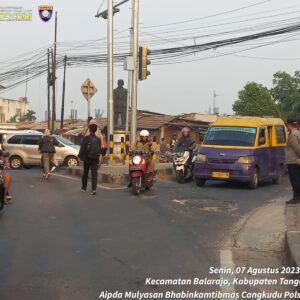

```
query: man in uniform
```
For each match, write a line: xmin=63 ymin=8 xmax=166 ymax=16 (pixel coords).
xmin=286 ymin=118 xmax=300 ymax=204
xmin=113 ymin=79 xmax=127 ymax=128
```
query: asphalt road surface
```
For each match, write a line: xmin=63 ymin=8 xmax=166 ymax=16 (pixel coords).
xmin=0 ymin=169 xmax=291 ymax=300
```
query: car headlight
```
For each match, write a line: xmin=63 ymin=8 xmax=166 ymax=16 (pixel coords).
xmin=132 ymin=156 xmax=142 ymax=165
xmin=196 ymin=154 xmax=207 ymax=162
xmin=238 ymin=156 xmax=255 ymax=164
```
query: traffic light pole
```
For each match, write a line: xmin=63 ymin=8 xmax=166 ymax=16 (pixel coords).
xmin=130 ymin=0 xmax=139 ymax=146
xmin=47 ymin=48 xmax=51 ymax=129
xmin=107 ymin=0 xmax=114 ymax=144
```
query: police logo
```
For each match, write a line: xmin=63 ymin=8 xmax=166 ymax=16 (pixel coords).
xmin=38 ymin=6 xmax=53 ymax=22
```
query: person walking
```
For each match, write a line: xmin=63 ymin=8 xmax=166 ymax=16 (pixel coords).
xmin=38 ymin=129 xmax=59 ymax=179
xmin=78 ymin=123 xmax=101 ymax=195
xmin=286 ymin=118 xmax=300 ymax=204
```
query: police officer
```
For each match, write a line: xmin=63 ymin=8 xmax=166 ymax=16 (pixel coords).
xmin=286 ymin=118 xmax=300 ymax=204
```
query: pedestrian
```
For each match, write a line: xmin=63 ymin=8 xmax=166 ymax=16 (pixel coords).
xmin=170 ymin=134 xmax=177 ymax=150
xmin=286 ymin=118 xmax=300 ymax=204
xmin=160 ymin=137 xmax=168 ymax=154
xmin=38 ymin=129 xmax=59 ymax=179
xmin=78 ymin=123 xmax=101 ymax=195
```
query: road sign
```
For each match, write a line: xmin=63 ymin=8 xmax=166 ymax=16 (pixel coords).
xmin=81 ymin=78 xmax=98 ymax=117
xmin=81 ymin=78 xmax=97 ymax=101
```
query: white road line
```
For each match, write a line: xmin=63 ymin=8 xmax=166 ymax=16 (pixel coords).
xmin=51 ymin=173 xmax=127 ymax=190
xmin=220 ymin=249 xmax=238 ymax=300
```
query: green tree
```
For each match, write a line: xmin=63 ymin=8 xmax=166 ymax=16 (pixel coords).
xmin=22 ymin=110 xmax=36 ymax=121
xmin=8 ymin=114 xmax=19 ymax=123
xmin=233 ymin=82 xmax=280 ymax=117
xmin=271 ymin=71 xmax=300 ymax=119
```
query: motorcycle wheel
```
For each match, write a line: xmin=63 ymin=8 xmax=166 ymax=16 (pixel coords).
xmin=132 ymin=177 xmax=141 ymax=195
xmin=176 ymin=170 xmax=185 ymax=184
xmin=0 ymin=187 xmax=4 ymax=212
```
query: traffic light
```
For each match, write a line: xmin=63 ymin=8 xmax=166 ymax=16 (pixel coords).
xmin=138 ymin=46 xmax=151 ymax=80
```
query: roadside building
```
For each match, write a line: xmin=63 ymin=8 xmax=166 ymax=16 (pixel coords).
xmin=0 ymin=97 xmax=29 ymax=123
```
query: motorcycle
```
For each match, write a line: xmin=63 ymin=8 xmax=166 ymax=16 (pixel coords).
xmin=157 ymin=149 xmax=174 ymax=163
xmin=129 ymin=150 xmax=156 ymax=195
xmin=173 ymin=146 xmax=196 ymax=184
xmin=0 ymin=152 xmax=9 ymax=212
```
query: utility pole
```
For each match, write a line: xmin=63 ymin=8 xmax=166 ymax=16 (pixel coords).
xmin=213 ymin=90 xmax=219 ymax=115
xmin=130 ymin=0 xmax=139 ymax=146
xmin=126 ymin=7 xmax=134 ymax=135
xmin=107 ymin=0 xmax=114 ymax=141
xmin=60 ymin=55 xmax=67 ymax=135
xmin=47 ymin=49 xmax=51 ymax=129
xmin=51 ymin=11 xmax=58 ymax=133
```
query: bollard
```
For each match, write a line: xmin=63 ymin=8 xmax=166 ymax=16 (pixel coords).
xmin=120 ymin=137 xmax=125 ymax=160
xmin=109 ymin=134 xmax=114 ymax=161
xmin=125 ymin=134 xmax=130 ymax=161
xmin=152 ymin=136 xmax=157 ymax=160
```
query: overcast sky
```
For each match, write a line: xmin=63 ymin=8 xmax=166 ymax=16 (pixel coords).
xmin=1 ymin=0 xmax=300 ymax=120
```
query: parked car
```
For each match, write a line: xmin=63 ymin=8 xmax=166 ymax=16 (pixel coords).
xmin=193 ymin=116 xmax=287 ymax=189
xmin=2 ymin=132 xmax=79 ymax=169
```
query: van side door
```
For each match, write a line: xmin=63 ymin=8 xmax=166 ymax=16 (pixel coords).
xmin=257 ymin=127 xmax=270 ymax=179
xmin=22 ymin=135 xmax=42 ymax=164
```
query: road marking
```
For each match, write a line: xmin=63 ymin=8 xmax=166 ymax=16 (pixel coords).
xmin=220 ymin=249 xmax=238 ymax=300
xmin=51 ymin=173 xmax=127 ymax=190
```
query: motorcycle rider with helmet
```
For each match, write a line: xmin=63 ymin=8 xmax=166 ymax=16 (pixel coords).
xmin=128 ymin=130 xmax=155 ymax=187
xmin=176 ymin=127 xmax=196 ymax=165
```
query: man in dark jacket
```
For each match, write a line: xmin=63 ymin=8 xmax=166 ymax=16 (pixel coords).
xmin=79 ymin=124 xmax=101 ymax=195
xmin=38 ymin=129 xmax=59 ymax=179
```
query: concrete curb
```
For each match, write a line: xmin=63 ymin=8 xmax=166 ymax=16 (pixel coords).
xmin=285 ymin=203 xmax=300 ymax=285
xmin=65 ymin=164 xmax=174 ymax=186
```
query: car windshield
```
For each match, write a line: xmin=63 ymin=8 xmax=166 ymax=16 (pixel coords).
xmin=204 ymin=126 xmax=257 ymax=147
xmin=54 ymin=135 xmax=74 ymax=146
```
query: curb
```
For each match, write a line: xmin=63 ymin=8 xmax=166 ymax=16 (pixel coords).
xmin=285 ymin=203 xmax=300 ymax=287
xmin=65 ymin=165 xmax=174 ymax=186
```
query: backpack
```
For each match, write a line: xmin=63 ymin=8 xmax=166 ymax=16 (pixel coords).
xmin=86 ymin=136 xmax=101 ymax=160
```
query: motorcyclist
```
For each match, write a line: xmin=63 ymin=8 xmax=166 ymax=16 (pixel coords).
xmin=128 ymin=130 xmax=155 ymax=187
xmin=0 ymin=150 xmax=12 ymax=204
xmin=176 ymin=127 xmax=196 ymax=151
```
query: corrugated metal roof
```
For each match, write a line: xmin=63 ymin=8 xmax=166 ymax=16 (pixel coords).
xmin=137 ymin=115 xmax=176 ymax=130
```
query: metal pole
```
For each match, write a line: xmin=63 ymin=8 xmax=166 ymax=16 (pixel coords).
xmin=51 ymin=11 xmax=58 ymax=133
xmin=126 ymin=6 xmax=134 ymax=135
xmin=47 ymin=49 xmax=51 ymax=129
xmin=60 ymin=55 xmax=67 ymax=135
xmin=130 ymin=0 xmax=139 ymax=146
xmin=107 ymin=0 xmax=114 ymax=144
xmin=87 ymin=85 xmax=91 ymax=118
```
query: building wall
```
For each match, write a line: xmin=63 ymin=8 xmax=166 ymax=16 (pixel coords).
xmin=0 ymin=98 xmax=29 ymax=122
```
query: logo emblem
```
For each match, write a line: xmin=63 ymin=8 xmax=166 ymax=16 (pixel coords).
xmin=220 ymin=153 xmax=226 ymax=156
xmin=38 ymin=6 xmax=53 ymax=22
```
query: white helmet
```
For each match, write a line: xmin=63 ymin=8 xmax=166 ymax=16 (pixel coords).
xmin=140 ymin=130 xmax=150 ymax=137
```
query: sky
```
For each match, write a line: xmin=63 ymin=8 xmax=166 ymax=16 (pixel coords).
xmin=1 ymin=0 xmax=300 ymax=120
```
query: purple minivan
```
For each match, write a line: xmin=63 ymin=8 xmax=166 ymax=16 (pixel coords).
xmin=193 ymin=117 xmax=287 ymax=189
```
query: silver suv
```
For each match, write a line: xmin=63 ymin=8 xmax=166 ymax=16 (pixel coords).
xmin=2 ymin=133 xmax=79 ymax=169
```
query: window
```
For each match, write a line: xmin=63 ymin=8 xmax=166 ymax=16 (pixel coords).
xmin=275 ymin=126 xmax=286 ymax=144
xmin=258 ymin=128 xmax=266 ymax=145
xmin=204 ymin=126 xmax=257 ymax=147
xmin=22 ymin=135 xmax=42 ymax=145
xmin=7 ymin=135 xmax=22 ymax=144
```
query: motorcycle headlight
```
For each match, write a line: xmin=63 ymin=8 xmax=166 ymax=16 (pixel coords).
xmin=196 ymin=154 xmax=207 ymax=162
xmin=132 ymin=156 xmax=142 ymax=165
xmin=238 ymin=156 xmax=255 ymax=164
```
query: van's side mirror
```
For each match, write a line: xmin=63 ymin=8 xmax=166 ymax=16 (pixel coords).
xmin=259 ymin=137 xmax=266 ymax=145
xmin=58 ymin=143 xmax=64 ymax=148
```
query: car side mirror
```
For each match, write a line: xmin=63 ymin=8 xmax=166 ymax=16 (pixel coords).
xmin=259 ymin=137 xmax=266 ymax=145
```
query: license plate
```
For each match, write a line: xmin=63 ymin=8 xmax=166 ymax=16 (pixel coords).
xmin=212 ymin=171 xmax=230 ymax=179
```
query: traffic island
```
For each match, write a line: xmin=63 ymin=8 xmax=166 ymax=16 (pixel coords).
xmin=65 ymin=162 xmax=174 ymax=186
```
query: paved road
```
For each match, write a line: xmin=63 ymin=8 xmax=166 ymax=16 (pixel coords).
xmin=0 ymin=169 xmax=291 ymax=300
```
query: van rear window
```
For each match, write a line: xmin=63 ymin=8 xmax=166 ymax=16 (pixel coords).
xmin=7 ymin=135 xmax=22 ymax=144
xmin=204 ymin=126 xmax=257 ymax=147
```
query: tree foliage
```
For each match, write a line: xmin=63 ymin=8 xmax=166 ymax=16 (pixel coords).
xmin=22 ymin=110 xmax=36 ymax=121
xmin=232 ymin=82 xmax=280 ymax=117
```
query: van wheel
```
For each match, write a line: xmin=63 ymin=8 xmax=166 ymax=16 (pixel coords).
xmin=272 ymin=166 xmax=283 ymax=185
xmin=248 ymin=168 xmax=259 ymax=189
xmin=65 ymin=156 xmax=78 ymax=168
xmin=9 ymin=156 xmax=23 ymax=169
xmin=196 ymin=178 xmax=206 ymax=187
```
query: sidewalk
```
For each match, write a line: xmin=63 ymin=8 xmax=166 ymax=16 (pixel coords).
xmin=64 ymin=162 xmax=174 ymax=185
xmin=285 ymin=203 xmax=300 ymax=272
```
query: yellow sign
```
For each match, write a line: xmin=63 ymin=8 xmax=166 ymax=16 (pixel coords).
xmin=212 ymin=171 xmax=230 ymax=179
xmin=81 ymin=79 xmax=98 ymax=101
